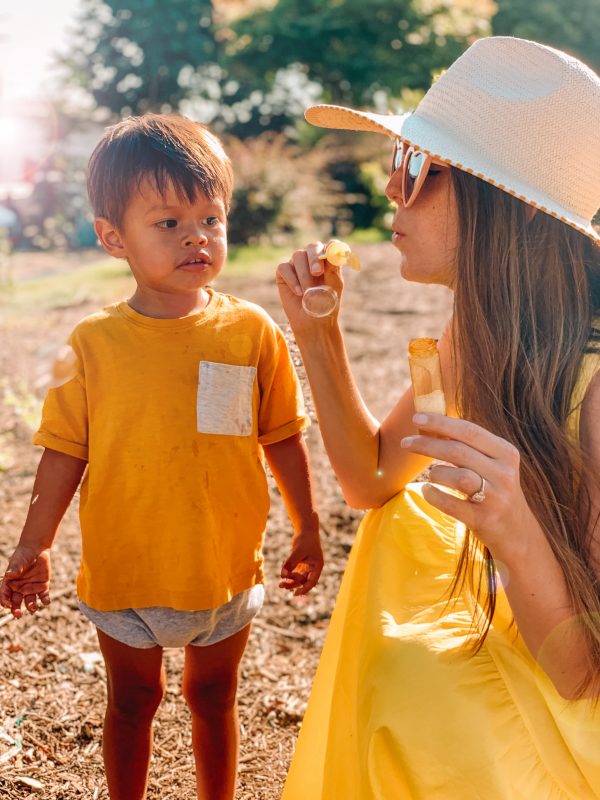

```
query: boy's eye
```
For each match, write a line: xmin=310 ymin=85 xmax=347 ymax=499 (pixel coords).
xmin=156 ymin=219 xmax=178 ymax=229
xmin=204 ymin=216 xmax=220 ymax=226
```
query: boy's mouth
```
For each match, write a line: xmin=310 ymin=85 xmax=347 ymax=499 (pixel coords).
xmin=177 ymin=253 xmax=211 ymax=270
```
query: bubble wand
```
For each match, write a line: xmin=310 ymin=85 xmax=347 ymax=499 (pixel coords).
xmin=301 ymin=239 xmax=361 ymax=318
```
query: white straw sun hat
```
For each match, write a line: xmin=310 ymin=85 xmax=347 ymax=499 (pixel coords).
xmin=305 ymin=36 xmax=600 ymax=243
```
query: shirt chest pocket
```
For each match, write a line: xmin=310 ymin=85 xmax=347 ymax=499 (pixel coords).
xmin=197 ymin=361 xmax=257 ymax=436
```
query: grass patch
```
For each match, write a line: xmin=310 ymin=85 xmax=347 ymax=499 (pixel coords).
xmin=2 ymin=381 xmax=43 ymax=432
xmin=0 ymin=258 xmax=133 ymax=314
xmin=347 ymin=227 xmax=389 ymax=244
xmin=226 ymin=243 xmax=291 ymax=275
xmin=0 ymin=244 xmax=292 ymax=316
xmin=0 ymin=235 xmax=382 ymax=318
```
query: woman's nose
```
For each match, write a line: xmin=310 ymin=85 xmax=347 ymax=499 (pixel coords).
xmin=385 ymin=171 xmax=403 ymax=203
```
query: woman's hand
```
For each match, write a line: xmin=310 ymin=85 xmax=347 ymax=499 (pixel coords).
xmin=401 ymin=413 xmax=536 ymax=558
xmin=276 ymin=241 xmax=344 ymax=332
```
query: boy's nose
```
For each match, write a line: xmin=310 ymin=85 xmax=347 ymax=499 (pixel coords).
xmin=183 ymin=229 xmax=208 ymax=246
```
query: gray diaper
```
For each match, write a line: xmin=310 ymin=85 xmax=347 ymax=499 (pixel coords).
xmin=78 ymin=584 xmax=264 ymax=649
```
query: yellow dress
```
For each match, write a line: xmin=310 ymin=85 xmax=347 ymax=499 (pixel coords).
xmin=283 ymin=353 xmax=600 ymax=800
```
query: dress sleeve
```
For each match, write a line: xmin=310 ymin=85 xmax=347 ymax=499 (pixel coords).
xmin=257 ymin=323 xmax=310 ymax=446
xmin=32 ymin=336 xmax=89 ymax=461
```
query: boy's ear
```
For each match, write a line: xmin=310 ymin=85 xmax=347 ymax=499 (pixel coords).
xmin=94 ymin=218 xmax=127 ymax=259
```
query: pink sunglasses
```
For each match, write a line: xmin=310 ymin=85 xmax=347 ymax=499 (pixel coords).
xmin=390 ymin=139 xmax=439 ymax=208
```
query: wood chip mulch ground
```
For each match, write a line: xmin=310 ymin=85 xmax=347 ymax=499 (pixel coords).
xmin=0 ymin=244 xmax=451 ymax=798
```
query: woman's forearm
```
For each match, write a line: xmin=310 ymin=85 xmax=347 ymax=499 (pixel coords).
xmin=293 ymin=323 xmax=382 ymax=507
xmin=294 ymin=322 xmax=428 ymax=508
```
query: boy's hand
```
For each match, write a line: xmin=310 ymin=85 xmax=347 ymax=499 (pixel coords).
xmin=0 ymin=546 xmax=52 ymax=618
xmin=280 ymin=532 xmax=324 ymax=596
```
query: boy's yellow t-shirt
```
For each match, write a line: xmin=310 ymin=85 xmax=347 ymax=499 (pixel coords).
xmin=33 ymin=290 xmax=309 ymax=611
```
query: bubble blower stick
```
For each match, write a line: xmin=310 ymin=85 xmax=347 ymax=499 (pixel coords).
xmin=408 ymin=338 xmax=446 ymax=434
xmin=301 ymin=239 xmax=361 ymax=318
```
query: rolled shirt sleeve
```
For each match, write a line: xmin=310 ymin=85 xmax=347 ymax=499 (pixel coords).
xmin=32 ymin=338 xmax=89 ymax=461
xmin=257 ymin=324 xmax=309 ymax=445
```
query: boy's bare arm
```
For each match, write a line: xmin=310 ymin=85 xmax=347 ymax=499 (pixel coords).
xmin=262 ymin=432 xmax=323 ymax=595
xmin=0 ymin=448 xmax=86 ymax=617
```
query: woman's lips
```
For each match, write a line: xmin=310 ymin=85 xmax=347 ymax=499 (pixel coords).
xmin=392 ymin=231 xmax=405 ymax=243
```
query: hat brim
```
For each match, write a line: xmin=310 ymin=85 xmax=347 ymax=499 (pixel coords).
xmin=305 ymin=104 xmax=408 ymax=139
xmin=304 ymin=104 xmax=600 ymax=245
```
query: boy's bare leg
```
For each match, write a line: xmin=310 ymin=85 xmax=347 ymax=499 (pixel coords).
xmin=182 ymin=624 xmax=251 ymax=800
xmin=97 ymin=630 xmax=165 ymax=800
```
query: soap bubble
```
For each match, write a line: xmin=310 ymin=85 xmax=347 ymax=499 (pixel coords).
xmin=35 ymin=344 xmax=78 ymax=390
xmin=301 ymin=240 xmax=361 ymax=318
xmin=301 ymin=286 xmax=339 ymax=318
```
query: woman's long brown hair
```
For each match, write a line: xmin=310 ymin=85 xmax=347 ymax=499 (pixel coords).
xmin=449 ymin=169 xmax=600 ymax=697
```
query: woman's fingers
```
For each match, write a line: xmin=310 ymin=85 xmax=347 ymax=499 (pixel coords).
xmin=426 ymin=462 xmax=486 ymax=499
xmin=290 ymin=246 xmax=326 ymax=291
xmin=410 ymin=413 xmax=520 ymax=462
xmin=403 ymin=414 xmax=534 ymax=549
xmin=305 ymin=241 xmax=326 ymax=276
xmin=277 ymin=242 xmax=344 ymax=295
xmin=276 ymin=259 xmax=303 ymax=297
xmin=401 ymin=432 xmax=493 ymax=477
xmin=420 ymin=483 xmax=481 ymax=530
xmin=402 ymin=414 xmax=524 ymax=513
xmin=276 ymin=248 xmax=319 ymax=297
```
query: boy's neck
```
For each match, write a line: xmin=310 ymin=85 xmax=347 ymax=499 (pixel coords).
xmin=127 ymin=287 xmax=212 ymax=319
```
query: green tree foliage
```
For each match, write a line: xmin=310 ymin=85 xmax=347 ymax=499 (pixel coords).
xmin=59 ymin=0 xmax=494 ymax=130
xmin=224 ymin=0 xmax=493 ymax=108
xmin=492 ymin=0 xmax=600 ymax=72
xmin=60 ymin=0 xmax=217 ymax=117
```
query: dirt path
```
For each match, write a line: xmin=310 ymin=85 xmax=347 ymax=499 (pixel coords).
xmin=0 ymin=243 xmax=452 ymax=799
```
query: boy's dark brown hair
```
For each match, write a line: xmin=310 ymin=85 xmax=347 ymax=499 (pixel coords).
xmin=87 ymin=113 xmax=234 ymax=228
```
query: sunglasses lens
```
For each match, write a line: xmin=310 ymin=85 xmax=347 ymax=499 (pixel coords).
xmin=404 ymin=150 xmax=426 ymax=204
xmin=391 ymin=140 xmax=404 ymax=175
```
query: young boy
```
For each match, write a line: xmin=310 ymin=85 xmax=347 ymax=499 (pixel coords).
xmin=0 ymin=114 xmax=323 ymax=800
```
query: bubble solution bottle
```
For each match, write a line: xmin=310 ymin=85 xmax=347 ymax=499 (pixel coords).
xmin=408 ymin=338 xmax=446 ymax=418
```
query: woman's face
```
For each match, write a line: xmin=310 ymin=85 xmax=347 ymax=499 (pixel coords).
xmin=385 ymin=159 xmax=459 ymax=289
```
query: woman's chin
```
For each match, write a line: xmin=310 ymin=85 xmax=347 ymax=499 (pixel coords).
xmin=399 ymin=259 xmax=429 ymax=284
xmin=399 ymin=258 xmax=453 ymax=287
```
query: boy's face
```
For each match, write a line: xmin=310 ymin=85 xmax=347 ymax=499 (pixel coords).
xmin=97 ymin=177 xmax=228 ymax=297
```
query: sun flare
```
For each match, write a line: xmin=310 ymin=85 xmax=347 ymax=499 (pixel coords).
xmin=0 ymin=114 xmax=25 ymax=147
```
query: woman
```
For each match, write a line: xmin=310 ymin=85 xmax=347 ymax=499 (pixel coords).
xmin=276 ymin=37 xmax=600 ymax=799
